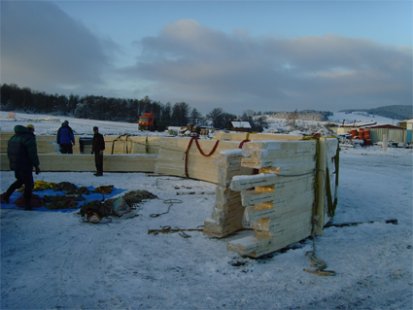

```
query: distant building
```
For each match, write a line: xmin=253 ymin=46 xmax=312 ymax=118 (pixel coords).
xmin=399 ymin=119 xmax=413 ymax=145
xmin=231 ymin=121 xmax=252 ymax=132
xmin=367 ymin=124 xmax=405 ymax=145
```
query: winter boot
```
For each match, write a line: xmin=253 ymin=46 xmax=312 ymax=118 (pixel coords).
xmin=24 ymin=195 xmax=32 ymax=211
xmin=0 ymin=193 xmax=10 ymax=204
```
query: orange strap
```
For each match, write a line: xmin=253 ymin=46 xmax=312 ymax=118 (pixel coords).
xmin=238 ymin=139 xmax=250 ymax=149
xmin=185 ymin=137 xmax=220 ymax=177
xmin=238 ymin=132 xmax=251 ymax=149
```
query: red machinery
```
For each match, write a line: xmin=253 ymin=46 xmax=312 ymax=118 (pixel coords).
xmin=349 ymin=128 xmax=371 ymax=146
xmin=138 ymin=112 xmax=155 ymax=131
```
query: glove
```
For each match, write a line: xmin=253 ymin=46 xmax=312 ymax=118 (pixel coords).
xmin=35 ymin=166 xmax=41 ymax=175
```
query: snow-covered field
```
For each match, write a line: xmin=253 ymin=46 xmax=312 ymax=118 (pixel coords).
xmin=1 ymin=112 xmax=412 ymax=309
xmin=260 ymin=110 xmax=401 ymax=134
xmin=0 ymin=112 xmax=145 ymax=136
xmin=328 ymin=111 xmax=401 ymax=126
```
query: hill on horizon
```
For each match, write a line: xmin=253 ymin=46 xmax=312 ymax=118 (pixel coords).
xmin=339 ymin=105 xmax=412 ymax=120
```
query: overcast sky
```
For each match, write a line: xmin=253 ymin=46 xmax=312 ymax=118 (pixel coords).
xmin=1 ymin=0 xmax=412 ymax=114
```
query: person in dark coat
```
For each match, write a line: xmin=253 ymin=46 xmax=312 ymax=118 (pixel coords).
xmin=57 ymin=120 xmax=75 ymax=154
xmin=0 ymin=125 xmax=40 ymax=210
xmin=91 ymin=126 xmax=105 ymax=176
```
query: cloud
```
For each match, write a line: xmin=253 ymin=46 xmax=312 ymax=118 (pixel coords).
xmin=1 ymin=6 xmax=411 ymax=115
xmin=0 ymin=1 xmax=115 ymax=95
xmin=125 ymin=20 xmax=412 ymax=113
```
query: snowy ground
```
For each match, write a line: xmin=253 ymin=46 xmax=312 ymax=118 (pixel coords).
xmin=0 ymin=109 xmax=402 ymax=137
xmin=257 ymin=110 xmax=401 ymax=135
xmin=1 ymin=113 xmax=412 ymax=309
xmin=328 ymin=111 xmax=401 ymax=126
xmin=0 ymin=112 xmax=146 ymax=136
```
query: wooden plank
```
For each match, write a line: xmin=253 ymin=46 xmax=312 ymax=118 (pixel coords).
xmin=241 ymin=140 xmax=316 ymax=170
xmin=204 ymin=184 xmax=245 ymax=237
xmin=156 ymin=136 xmax=241 ymax=153
xmin=215 ymin=150 xmax=254 ymax=186
xmin=230 ymin=173 xmax=277 ymax=191
xmin=237 ymin=174 xmax=313 ymax=207
xmin=210 ymin=207 xmax=245 ymax=224
xmin=0 ymin=132 xmax=15 ymax=140
xmin=254 ymin=222 xmax=312 ymax=250
xmin=213 ymin=131 xmax=304 ymax=142
xmin=103 ymin=135 xmax=162 ymax=154
xmin=155 ymin=147 xmax=253 ymax=185
xmin=203 ymin=217 xmax=244 ymax=238
xmin=240 ymin=189 xmax=276 ymax=207
xmin=231 ymin=174 xmax=314 ymax=205
xmin=227 ymin=224 xmax=312 ymax=257
xmin=243 ymin=190 xmax=314 ymax=223
xmin=1 ymin=153 xmax=156 ymax=172
xmin=1 ymin=133 xmax=83 ymax=143
xmin=250 ymin=209 xmax=312 ymax=232
xmin=242 ymin=156 xmax=315 ymax=172
xmin=103 ymin=154 xmax=157 ymax=172
xmin=1 ymin=134 xmax=163 ymax=155
xmin=214 ymin=185 xmax=242 ymax=210
xmin=272 ymin=174 xmax=314 ymax=197
xmin=1 ymin=138 xmax=58 ymax=154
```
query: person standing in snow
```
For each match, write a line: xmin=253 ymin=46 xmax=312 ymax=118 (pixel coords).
xmin=0 ymin=124 xmax=40 ymax=210
xmin=57 ymin=120 xmax=75 ymax=154
xmin=91 ymin=126 xmax=105 ymax=176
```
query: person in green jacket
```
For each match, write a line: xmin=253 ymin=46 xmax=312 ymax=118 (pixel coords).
xmin=1 ymin=125 xmax=41 ymax=210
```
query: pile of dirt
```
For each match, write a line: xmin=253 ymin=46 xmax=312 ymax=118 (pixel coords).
xmin=80 ymin=190 xmax=158 ymax=223
xmin=121 ymin=190 xmax=158 ymax=207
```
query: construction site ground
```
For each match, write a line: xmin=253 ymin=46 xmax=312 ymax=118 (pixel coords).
xmin=1 ymin=146 xmax=412 ymax=309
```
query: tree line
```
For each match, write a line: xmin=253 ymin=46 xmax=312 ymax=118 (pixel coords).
xmin=0 ymin=84 xmax=266 ymax=131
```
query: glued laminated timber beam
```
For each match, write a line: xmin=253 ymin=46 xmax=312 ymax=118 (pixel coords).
xmin=0 ymin=153 xmax=156 ymax=172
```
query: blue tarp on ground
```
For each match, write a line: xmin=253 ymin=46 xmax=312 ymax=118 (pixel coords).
xmin=0 ymin=186 xmax=125 ymax=212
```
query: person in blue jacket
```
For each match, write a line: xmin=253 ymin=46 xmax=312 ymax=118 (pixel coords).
xmin=57 ymin=120 xmax=75 ymax=153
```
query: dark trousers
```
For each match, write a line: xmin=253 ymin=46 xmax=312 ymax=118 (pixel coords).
xmin=60 ymin=144 xmax=73 ymax=154
xmin=5 ymin=169 xmax=34 ymax=207
xmin=94 ymin=152 xmax=103 ymax=174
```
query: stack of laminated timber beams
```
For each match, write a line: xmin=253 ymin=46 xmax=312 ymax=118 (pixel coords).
xmin=1 ymin=134 xmax=58 ymax=154
xmin=1 ymin=129 xmax=339 ymax=253
xmin=0 ymin=153 xmax=156 ymax=172
xmin=151 ymin=136 xmax=256 ymax=237
xmin=0 ymin=132 xmax=162 ymax=155
xmin=0 ymin=132 xmax=158 ymax=172
xmin=154 ymin=137 xmax=252 ymax=184
xmin=203 ymin=150 xmax=254 ymax=237
xmin=227 ymin=138 xmax=339 ymax=257
xmin=154 ymin=137 xmax=256 ymax=237
xmin=214 ymin=131 xmax=303 ymax=142
xmin=104 ymin=135 xmax=161 ymax=154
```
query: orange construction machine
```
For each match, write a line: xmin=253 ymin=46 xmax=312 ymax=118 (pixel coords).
xmin=138 ymin=112 xmax=155 ymax=131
